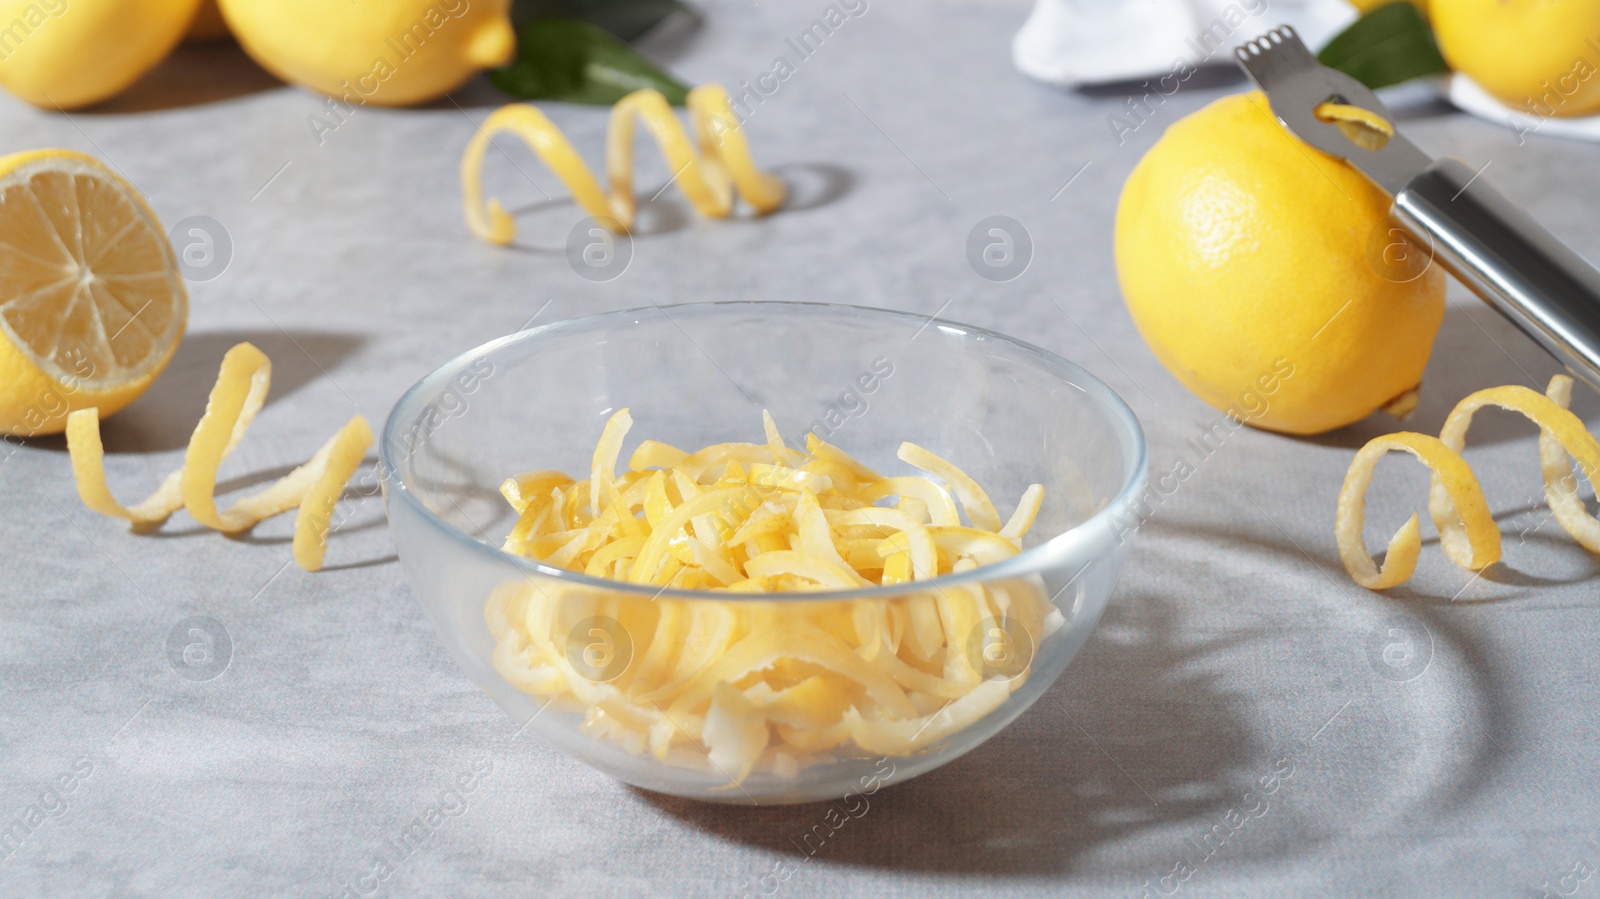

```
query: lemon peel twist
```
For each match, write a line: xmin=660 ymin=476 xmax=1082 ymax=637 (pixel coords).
xmin=1336 ymin=375 xmax=1600 ymax=589
xmin=1431 ymin=379 xmax=1600 ymax=554
xmin=460 ymin=84 xmax=785 ymax=243
xmin=65 ymin=342 xmax=374 ymax=572
xmin=1336 ymin=431 xmax=1498 ymax=590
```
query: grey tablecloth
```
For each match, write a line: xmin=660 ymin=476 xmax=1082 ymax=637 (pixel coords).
xmin=4 ymin=2 xmax=1599 ymax=896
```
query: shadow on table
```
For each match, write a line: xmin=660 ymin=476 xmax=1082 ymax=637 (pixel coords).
xmin=1148 ymin=517 xmax=1507 ymax=842
xmin=1073 ymin=66 xmax=1245 ymax=99
xmin=1381 ymin=596 xmax=1515 ymax=835
xmin=1480 ymin=529 xmax=1600 ymax=587
xmin=84 ymin=42 xmax=282 ymax=114
xmin=1303 ymin=461 xmax=1600 ymax=603
xmin=637 ymin=517 xmax=1509 ymax=880
xmin=103 ymin=328 xmax=366 ymax=454
xmin=1394 ymin=535 xmax=1600 ymax=600
xmin=639 ymin=590 xmax=1273 ymax=878
xmin=228 ymin=455 xmax=399 ymax=571
xmin=1302 ymin=303 xmax=1586 ymax=453
xmin=489 ymin=195 xmax=694 ymax=252
xmin=76 ymin=444 xmax=398 ymax=565
xmin=9 ymin=329 xmax=363 ymax=457
xmin=773 ymin=163 xmax=853 ymax=214
xmin=481 ymin=162 xmax=853 ymax=255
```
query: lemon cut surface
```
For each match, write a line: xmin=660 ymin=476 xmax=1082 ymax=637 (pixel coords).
xmin=0 ymin=149 xmax=186 ymax=435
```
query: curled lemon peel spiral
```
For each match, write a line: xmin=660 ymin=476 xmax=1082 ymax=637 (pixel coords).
xmin=461 ymin=84 xmax=785 ymax=244
xmin=1336 ymin=375 xmax=1600 ymax=589
xmin=1536 ymin=377 xmax=1600 ymax=553
xmin=1335 ymin=431 xmax=1498 ymax=590
xmin=65 ymin=342 xmax=374 ymax=572
xmin=1431 ymin=379 xmax=1600 ymax=553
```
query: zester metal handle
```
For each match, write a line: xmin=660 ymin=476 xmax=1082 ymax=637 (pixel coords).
xmin=1392 ymin=157 xmax=1600 ymax=391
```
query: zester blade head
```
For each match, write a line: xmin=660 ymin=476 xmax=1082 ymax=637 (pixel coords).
xmin=1234 ymin=27 xmax=1432 ymax=195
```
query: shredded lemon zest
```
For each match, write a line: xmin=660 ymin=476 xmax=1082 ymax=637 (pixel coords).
xmin=589 ymin=408 xmax=632 ymax=516
xmin=1336 ymin=375 xmax=1600 ymax=589
xmin=628 ymin=439 xmax=687 ymax=471
xmin=898 ymin=442 xmax=1002 ymax=531
xmin=65 ymin=342 xmax=373 ymax=571
xmin=486 ymin=410 xmax=1051 ymax=783
xmin=1314 ymin=101 xmax=1393 ymax=151
xmin=1001 ymin=483 xmax=1046 ymax=547
xmin=460 ymin=84 xmax=785 ymax=244
xmin=500 ymin=470 xmax=571 ymax=513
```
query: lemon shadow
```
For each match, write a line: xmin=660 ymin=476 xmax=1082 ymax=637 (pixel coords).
xmin=93 ymin=329 xmax=366 ymax=454
xmin=1302 ymin=302 xmax=1593 ymax=452
xmin=637 ymin=590 xmax=1264 ymax=877
xmin=81 ymin=41 xmax=283 ymax=114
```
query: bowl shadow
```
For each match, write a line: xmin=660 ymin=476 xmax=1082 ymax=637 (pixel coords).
xmin=1144 ymin=515 xmax=1505 ymax=831
xmin=637 ymin=590 xmax=1266 ymax=878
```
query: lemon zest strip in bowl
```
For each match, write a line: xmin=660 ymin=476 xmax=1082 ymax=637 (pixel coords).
xmin=1335 ymin=375 xmax=1600 ymax=589
xmin=485 ymin=408 xmax=1057 ymax=784
xmin=65 ymin=341 xmax=373 ymax=572
xmin=898 ymin=442 xmax=1002 ymax=531
xmin=460 ymin=84 xmax=785 ymax=244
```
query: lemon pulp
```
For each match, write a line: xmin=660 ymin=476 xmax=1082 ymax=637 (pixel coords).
xmin=0 ymin=149 xmax=186 ymax=434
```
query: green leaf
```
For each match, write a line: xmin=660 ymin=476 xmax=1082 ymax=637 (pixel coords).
xmin=1317 ymin=2 xmax=1449 ymax=90
xmin=489 ymin=19 xmax=691 ymax=106
xmin=511 ymin=0 xmax=693 ymax=43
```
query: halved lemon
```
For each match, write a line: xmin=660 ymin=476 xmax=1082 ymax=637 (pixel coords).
xmin=0 ymin=149 xmax=187 ymax=437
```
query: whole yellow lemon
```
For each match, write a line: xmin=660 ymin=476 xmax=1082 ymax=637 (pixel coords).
xmin=217 ymin=0 xmax=515 ymax=107
xmin=1114 ymin=92 xmax=1447 ymax=436
xmin=1349 ymin=0 xmax=1428 ymax=17
xmin=0 ymin=0 xmax=202 ymax=109
xmin=1432 ymin=0 xmax=1600 ymax=117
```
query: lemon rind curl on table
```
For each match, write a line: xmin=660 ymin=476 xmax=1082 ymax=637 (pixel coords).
xmin=65 ymin=342 xmax=374 ymax=572
xmin=1336 ymin=375 xmax=1600 ymax=589
xmin=460 ymin=84 xmax=786 ymax=243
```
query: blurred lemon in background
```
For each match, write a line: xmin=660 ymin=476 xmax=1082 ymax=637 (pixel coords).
xmin=0 ymin=149 xmax=187 ymax=435
xmin=0 ymin=0 xmax=202 ymax=109
xmin=217 ymin=0 xmax=516 ymax=106
xmin=1114 ymin=92 xmax=1447 ymax=436
xmin=1348 ymin=0 xmax=1429 ymax=16
xmin=1432 ymin=0 xmax=1600 ymax=117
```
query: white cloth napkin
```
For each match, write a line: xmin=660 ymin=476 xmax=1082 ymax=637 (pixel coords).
xmin=1012 ymin=0 xmax=1356 ymax=87
xmin=1013 ymin=0 xmax=1600 ymax=142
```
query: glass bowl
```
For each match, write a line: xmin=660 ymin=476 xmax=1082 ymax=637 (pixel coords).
xmin=380 ymin=301 xmax=1147 ymax=804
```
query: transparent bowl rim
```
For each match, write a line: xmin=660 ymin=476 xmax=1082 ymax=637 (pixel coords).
xmin=379 ymin=300 xmax=1149 ymax=603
